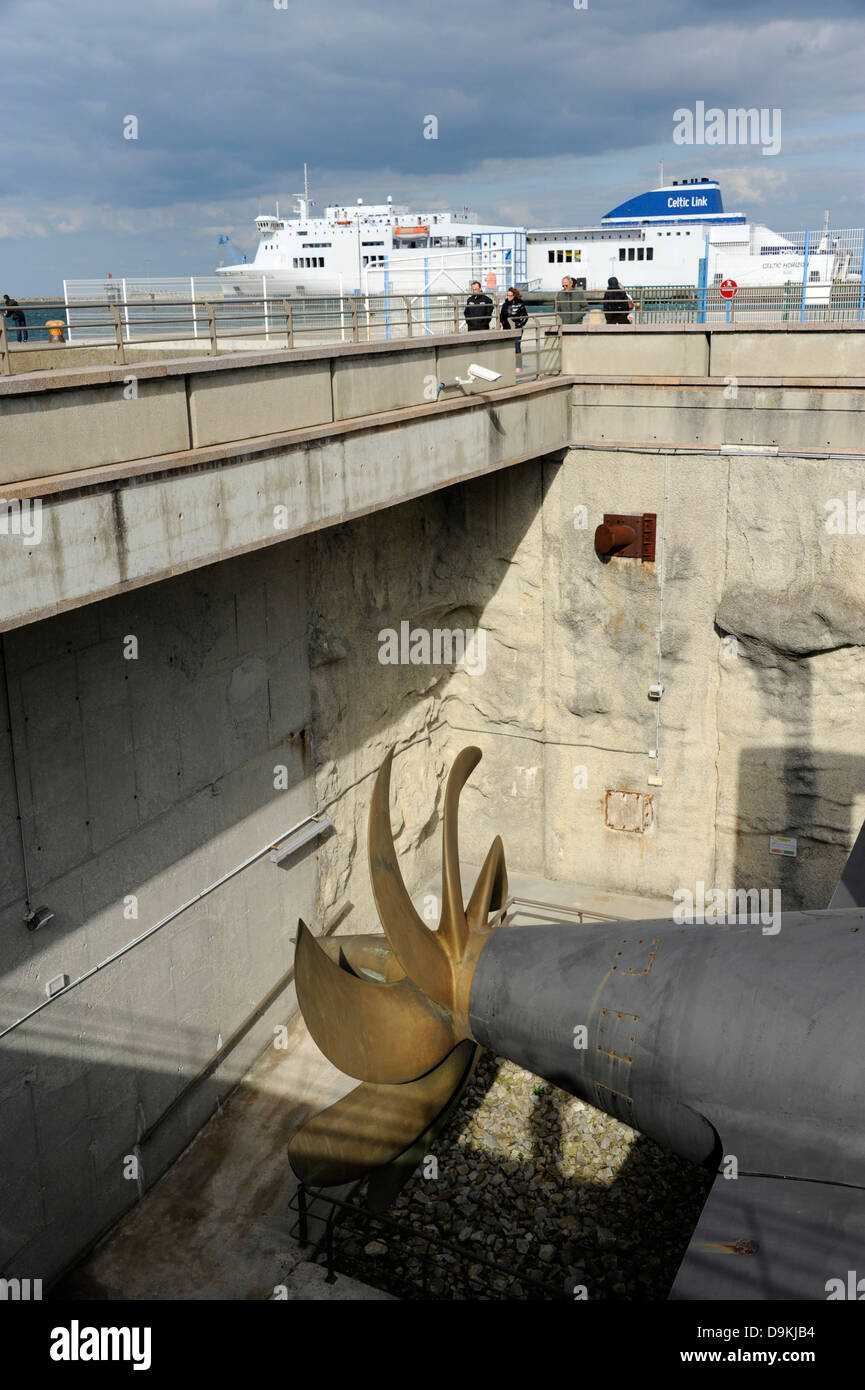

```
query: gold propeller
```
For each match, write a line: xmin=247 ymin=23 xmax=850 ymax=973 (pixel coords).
xmin=288 ymin=745 xmax=508 ymax=1192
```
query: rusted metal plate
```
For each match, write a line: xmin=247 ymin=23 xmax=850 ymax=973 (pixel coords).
xmin=605 ymin=789 xmax=654 ymax=833
xmin=670 ymin=1173 xmax=865 ymax=1300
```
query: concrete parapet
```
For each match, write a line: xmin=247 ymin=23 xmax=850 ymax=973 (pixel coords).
xmin=0 ymin=377 xmax=190 ymax=485
xmin=570 ymin=383 xmax=865 ymax=453
xmin=188 ymin=359 xmax=333 ymax=447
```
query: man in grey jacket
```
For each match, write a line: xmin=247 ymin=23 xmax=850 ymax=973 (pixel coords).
xmin=555 ymin=276 xmax=587 ymax=325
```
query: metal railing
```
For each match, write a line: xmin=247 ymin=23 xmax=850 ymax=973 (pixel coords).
xmin=291 ymin=1182 xmax=571 ymax=1300
xmin=627 ymin=281 xmax=865 ymax=325
xmin=5 ymin=282 xmax=863 ymax=375
xmin=0 ymin=294 xmax=564 ymax=377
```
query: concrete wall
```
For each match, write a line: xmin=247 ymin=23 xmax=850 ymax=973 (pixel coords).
xmin=0 ymin=332 xmax=517 ymax=484
xmin=0 ymin=543 xmax=316 ymax=1284
xmin=560 ymin=323 xmax=865 ymax=380
xmin=570 ymin=383 xmax=865 ymax=451
xmin=0 ymin=383 xmax=567 ymax=634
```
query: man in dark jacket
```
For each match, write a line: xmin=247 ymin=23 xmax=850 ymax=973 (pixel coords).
xmin=2 ymin=294 xmax=28 ymax=342
xmin=464 ymin=281 xmax=494 ymax=330
xmin=603 ymin=277 xmax=631 ymax=325
xmin=556 ymin=275 xmax=587 ymax=325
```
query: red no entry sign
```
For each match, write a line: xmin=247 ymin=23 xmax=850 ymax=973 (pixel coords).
xmin=719 ymin=278 xmax=738 ymax=299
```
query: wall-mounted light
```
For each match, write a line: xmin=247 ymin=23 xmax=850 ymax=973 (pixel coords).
xmin=270 ymin=815 xmax=333 ymax=867
xmin=23 ymin=906 xmax=55 ymax=932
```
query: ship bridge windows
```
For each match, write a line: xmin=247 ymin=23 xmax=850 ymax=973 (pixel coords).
xmin=548 ymin=248 xmax=583 ymax=263
xmin=302 ymin=242 xmax=332 ymax=248
xmin=361 ymin=240 xmax=384 ymax=247
xmin=293 ymin=257 xmax=326 ymax=268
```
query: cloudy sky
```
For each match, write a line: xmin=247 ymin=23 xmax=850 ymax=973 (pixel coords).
xmin=1 ymin=0 xmax=864 ymax=293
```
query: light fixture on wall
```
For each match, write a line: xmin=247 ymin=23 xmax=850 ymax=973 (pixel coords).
xmin=270 ymin=815 xmax=334 ymax=867
xmin=23 ymin=906 xmax=55 ymax=931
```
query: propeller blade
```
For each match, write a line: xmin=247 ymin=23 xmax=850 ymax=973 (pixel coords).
xmin=295 ymin=920 xmax=455 ymax=1084
xmin=288 ymin=1040 xmax=478 ymax=1189
xmin=466 ymin=835 xmax=508 ymax=931
xmin=368 ymin=749 xmax=454 ymax=1004
xmin=438 ymin=746 xmax=482 ymax=958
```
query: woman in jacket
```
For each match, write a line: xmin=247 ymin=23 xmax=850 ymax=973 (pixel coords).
xmin=603 ymin=277 xmax=632 ymax=325
xmin=499 ymin=286 xmax=529 ymax=361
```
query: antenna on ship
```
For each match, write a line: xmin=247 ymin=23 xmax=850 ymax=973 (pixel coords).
xmin=658 ymin=159 xmax=664 ymax=187
xmin=293 ymin=163 xmax=311 ymax=220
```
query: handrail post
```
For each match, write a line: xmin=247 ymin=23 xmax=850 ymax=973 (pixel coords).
xmin=403 ymin=295 xmax=413 ymax=338
xmin=206 ymin=300 xmax=218 ymax=355
xmin=0 ymin=313 xmax=9 ymax=375
xmin=109 ymin=304 xmax=126 ymax=364
xmin=452 ymin=294 xmax=459 ymax=334
xmin=283 ymin=300 xmax=294 ymax=348
xmin=349 ymin=297 xmax=359 ymax=343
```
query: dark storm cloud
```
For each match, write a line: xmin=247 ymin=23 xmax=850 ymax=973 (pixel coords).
xmin=3 ymin=0 xmax=865 ymax=199
xmin=0 ymin=0 xmax=863 ymax=286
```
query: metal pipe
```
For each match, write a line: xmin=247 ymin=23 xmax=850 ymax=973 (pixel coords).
xmin=0 ymin=813 xmax=326 ymax=1041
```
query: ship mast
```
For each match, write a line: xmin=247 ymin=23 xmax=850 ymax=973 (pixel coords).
xmin=294 ymin=163 xmax=311 ymax=221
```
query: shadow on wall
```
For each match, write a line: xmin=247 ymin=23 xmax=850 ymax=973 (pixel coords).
xmin=0 ymin=542 xmax=317 ymax=1284
xmin=305 ymin=454 xmax=561 ymax=922
xmin=715 ymin=587 xmax=865 ymax=908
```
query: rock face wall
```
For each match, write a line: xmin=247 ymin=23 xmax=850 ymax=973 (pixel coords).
xmin=308 ymin=442 xmax=865 ymax=921
xmin=306 ymin=461 xmax=548 ymax=932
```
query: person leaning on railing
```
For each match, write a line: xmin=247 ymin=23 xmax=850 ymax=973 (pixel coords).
xmin=603 ymin=277 xmax=633 ymax=325
xmin=463 ymin=280 xmax=494 ymax=331
xmin=556 ymin=276 xmax=587 ymax=325
xmin=2 ymin=294 xmax=28 ymax=342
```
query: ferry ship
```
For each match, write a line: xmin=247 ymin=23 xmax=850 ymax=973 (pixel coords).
xmin=215 ymin=169 xmax=525 ymax=298
xmin=215 ymin=172 xmax=861 ymax=299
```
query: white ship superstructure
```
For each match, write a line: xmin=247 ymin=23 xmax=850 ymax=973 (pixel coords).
xmin=214 ymin=174 xmax=861 ymax=300
xmin=524 ymin=178 xmax=858 ymax=294
xmin=215 ymin=180 xmax=525 ymax=297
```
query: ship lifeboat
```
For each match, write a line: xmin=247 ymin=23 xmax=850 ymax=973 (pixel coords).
xmin=394 ymin=225 xmax=429 ymax=236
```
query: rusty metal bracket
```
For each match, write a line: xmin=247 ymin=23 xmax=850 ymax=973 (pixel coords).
xmin=594 ymin=513 xmax=657 ymax=561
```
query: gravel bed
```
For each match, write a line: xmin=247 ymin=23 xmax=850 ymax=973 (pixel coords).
xmin=324 ymin=1050 xmax=714 ymax=1300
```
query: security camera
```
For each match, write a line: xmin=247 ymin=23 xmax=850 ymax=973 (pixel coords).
xmin=467 ymin=363 xmax=501 ymax=383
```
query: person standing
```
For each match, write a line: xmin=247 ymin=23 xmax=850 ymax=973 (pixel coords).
xmin=556 ymin=275 xmax=587 ymax=325
xmin=2 ymin=294 xmax=28 ymax=342
xmin=463 ymin=281 xmax=494 ymax=331
xmin=603 ymin=277 xmax=633 ymax=325
xmin=499 ymin=286 xmax=528 ymax=363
